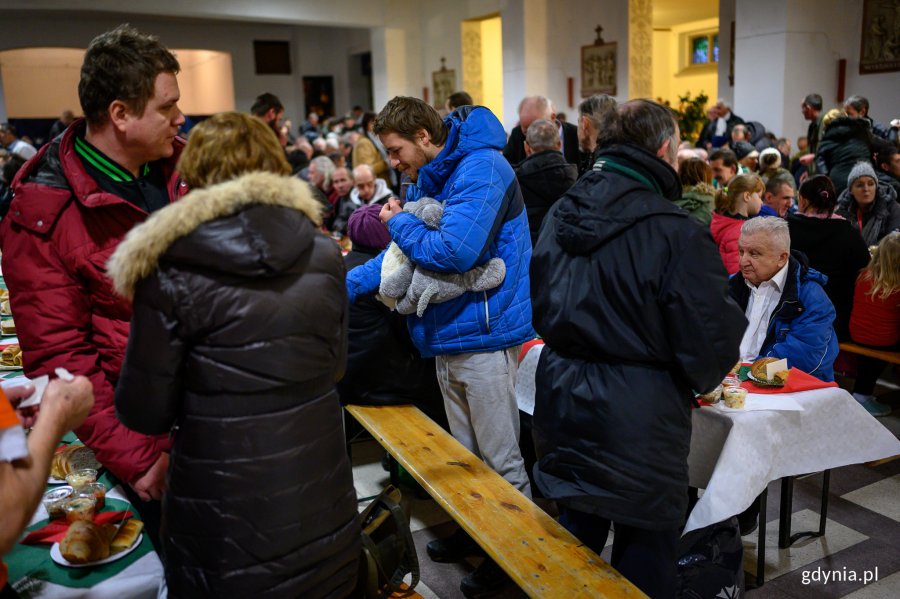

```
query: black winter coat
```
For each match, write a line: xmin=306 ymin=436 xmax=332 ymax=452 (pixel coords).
xmin=786 ymin=213 xmax=870 ymax=340
xmin=515 ymin=150 xmax=578 ymax=247
xmin=110 ymin=172 xmax=360 ymax=599
xmin=339 ymin=246 xmax=447 ymax=427
xmin=530 ymin=144 xmax=746 ymax=530
xmin=815 ymin=117 xmax=873 ymax=194
xmin=503 ymin=121 xmax=582 ymax=166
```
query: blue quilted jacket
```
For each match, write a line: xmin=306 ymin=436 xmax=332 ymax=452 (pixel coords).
xmin=729 ymin=253 xmax=839 ymax=381
xmin=346 ymin=106 xmax=534 ymax=358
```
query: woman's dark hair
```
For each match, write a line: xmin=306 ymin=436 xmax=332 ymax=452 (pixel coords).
xmin=361 ymin=112 xmax=378 ymax=131
xmin=678 ymin=157 xmax=711 ymax=186
xmin=799 ymin=174 xmax=838 ymax=214
xmin=447 ymin=91 xmax=474 ymax=109
xmin=1 ymin=153 xmax=27 ymax=185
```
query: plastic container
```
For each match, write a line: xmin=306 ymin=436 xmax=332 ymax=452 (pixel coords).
xmin=721 ymin=375 xmax=741 ymax=389
xmin=79 ymin=482 xmax=107 ymax=510
xmin=65 ymin=468 xmax=98 ymax=491
xmin=723 ymin=387 xmax=747 ymax=409
xmin=42 ymin=486 xmax=74 ymax=520
xmin=65 ymin=496 xmax=96 ymax=523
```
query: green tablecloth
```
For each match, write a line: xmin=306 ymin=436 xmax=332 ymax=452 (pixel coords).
xmin=6 ymin=498 xmax=153 ymax=589
xmin=6 ymin=434 xmax=155 ymax=590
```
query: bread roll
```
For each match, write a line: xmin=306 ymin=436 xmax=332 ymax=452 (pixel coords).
xmin=751 ymin=357 xmax=779 ymax=381
xmin=60 ymin=521 xmax=116 ymax=564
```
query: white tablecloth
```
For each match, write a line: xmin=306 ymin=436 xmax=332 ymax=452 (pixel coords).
xmin=685 ymin=386 xmax=900 ymax=533
xmin=513 ymin=343 xmax=900 ymax=535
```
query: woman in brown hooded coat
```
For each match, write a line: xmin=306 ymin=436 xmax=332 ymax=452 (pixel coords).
xmin=109 ymin=113 xmax=359 ymax=598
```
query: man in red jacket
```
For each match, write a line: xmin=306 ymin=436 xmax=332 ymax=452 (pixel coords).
xmin=0 ymin=25 xmax=186 ymax=540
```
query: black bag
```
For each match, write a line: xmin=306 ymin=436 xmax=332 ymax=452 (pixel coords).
xmin=357 ymin=485 xmax=420 ymax=599
xmin=676 ymin=516 xmax=745 ymax=599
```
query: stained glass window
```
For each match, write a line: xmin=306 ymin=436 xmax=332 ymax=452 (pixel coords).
xmin=690 ymin=33 xmax=718 ymax=66
xmin=692 ymin=36 xmax=709 ymax=64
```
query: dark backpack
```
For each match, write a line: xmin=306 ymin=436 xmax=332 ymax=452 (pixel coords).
xmin=357 ymin=485 xmax=420 ymax=599
xmin=677 ymin=516 xmax=745 ymax=599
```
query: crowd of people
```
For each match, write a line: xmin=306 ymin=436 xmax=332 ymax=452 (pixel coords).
xmin=1 ymin=22 xmax=898 ymax=599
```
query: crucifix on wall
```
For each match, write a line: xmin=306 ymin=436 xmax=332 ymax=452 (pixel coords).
xmin=581 ymin=24 xmax=617 ymax=97
xmin=432 ymin=57 xmax=456 ymax=109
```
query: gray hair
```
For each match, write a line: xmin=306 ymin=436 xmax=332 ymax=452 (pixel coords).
xmin=578 ymin=94 xmax=617 ymax=134
xmin=525 ymin=119 xmax=560 ymax=152
xmin=310 ymin=155 xmax=335 ymax=186
xmin=598 ymin=99 xmax=678 ymax=164
xmin=843 ymin=95 xmax=870 ymax=116
xmin=741 ymin=217 xmax=791 ymax=252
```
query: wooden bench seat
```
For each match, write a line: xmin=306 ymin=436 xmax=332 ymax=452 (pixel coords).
xmin=345 ymin=404 xmax=645 ymax=598
xmin=839 ymin=342 xmax=900 ymax=365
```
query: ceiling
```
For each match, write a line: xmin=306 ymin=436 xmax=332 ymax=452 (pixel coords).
xmin=652 ymin=0 xmax=719 ymax=29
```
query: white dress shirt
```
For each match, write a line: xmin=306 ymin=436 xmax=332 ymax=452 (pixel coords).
xmin=739 ymin=261 xmax=790 ymax=361
xmin=714 ymin=111 xmax=731 ymax=136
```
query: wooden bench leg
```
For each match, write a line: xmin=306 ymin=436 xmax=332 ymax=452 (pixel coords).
xmin=388 ymin=454 xmax=400 ymax=487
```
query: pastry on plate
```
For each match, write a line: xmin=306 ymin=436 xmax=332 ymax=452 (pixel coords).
xmin=0 ymin=318 xmax=15 ymax=335
xmin=59 ymin=520 xmax=116 ymax=564
xmin=111 ymin=519 xmax=144 ymax=553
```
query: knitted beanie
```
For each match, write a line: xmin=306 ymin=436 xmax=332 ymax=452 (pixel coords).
xmin=847 ymin=161 xmax=877 ymax=190
xmin=758 ymin=147 xmax=781 ymax=169
xmin=347 ymin=203 xmax=391 ymax=250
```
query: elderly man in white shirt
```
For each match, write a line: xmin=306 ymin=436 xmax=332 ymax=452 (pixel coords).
xmin=726 ymin=217 xmax=838 ymax=535
xmin=728 ymin=217 xmax=839 ymax=381
xmin=738 ymin=235 xmax=790 ymax=362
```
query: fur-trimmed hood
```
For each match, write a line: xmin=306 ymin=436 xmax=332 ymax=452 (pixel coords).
xmin=108 ymin=171 xmax=322 ymax=298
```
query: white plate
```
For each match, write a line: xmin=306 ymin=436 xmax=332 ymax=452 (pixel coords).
xmin=0 ymin=364 xmax=22 ymax=371
xmin=50 ymin=533 xmax=143 ymax=568
xmin=47 ymin=475 xmax=67 ymax=484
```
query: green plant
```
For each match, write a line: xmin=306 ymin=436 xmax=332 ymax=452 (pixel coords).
xmin=657 ymin=91 xmax=710 ymax=144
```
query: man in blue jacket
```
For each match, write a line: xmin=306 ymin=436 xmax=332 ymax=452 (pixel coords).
xmin=345 ymin=96 xmax=534 ymax=597
xmin=729 ymin=217 xmax=839 ymax=382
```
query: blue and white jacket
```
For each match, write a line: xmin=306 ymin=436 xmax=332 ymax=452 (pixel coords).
xmin=729 ymin=252 xmax=839 ymax=381
xmin=346 ymin=106 xmax=534 ymax=357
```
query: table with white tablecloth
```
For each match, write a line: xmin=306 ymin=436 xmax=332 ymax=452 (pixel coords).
xmin=685 ymin=385 xmax=900 ymax=533
xmin=513 ymin=341 xmax=900 ymax=537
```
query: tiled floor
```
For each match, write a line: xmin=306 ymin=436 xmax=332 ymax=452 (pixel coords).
xmin=349 ymin=376 xmax=900 ymax=598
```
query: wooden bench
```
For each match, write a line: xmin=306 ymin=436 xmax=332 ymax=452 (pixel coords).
xmin=839 ymin=342 xmax=900 ymax=364
xmin=837 ymin=342 xmax=900 ymax=466
xmin=345 ymin=404 xmax=645 ymax=598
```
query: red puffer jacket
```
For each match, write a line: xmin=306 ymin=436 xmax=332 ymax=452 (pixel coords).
xmin=709 ymin=212 xmax=745 ymax=275
xmin=0 ymin=120 xmax=187 ymax=482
